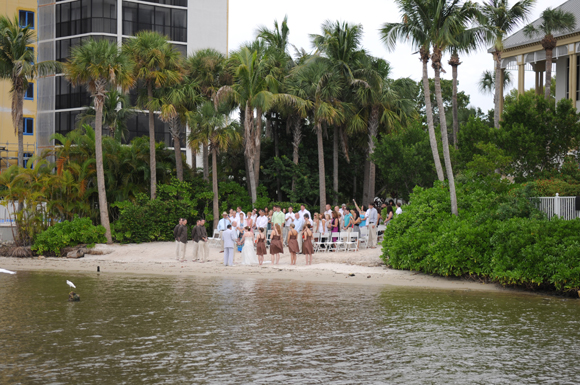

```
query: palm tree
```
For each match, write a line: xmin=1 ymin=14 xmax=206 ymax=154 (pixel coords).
xmin=76 ymin=89 xmax=134 ymax=141
xmin=481 ymin=0 xmax=535 ymax=128
xmin=355 ymin=56 xmax=417 ymax=201
xmin=479 ymin=69 xmax=512 ymax=103
xmin=122 ymin=31 xmax=185 ymax=199
xmin=216 ymin=47 xmax=306 ymax=204
xmin=311 ymin=20 xmax=367 ymax=204
xmin=0 ymin=15 xmax=60 ymax=167
xmin=289 ymin=60 xmax=343 ymax=211
xmin=186 ymin=48 xmax=232 ymax=181
xmin=188 ymin=102 xmax=241 ymax=229
xmin=523 ymin=7 xmax=576 ymax=99
xmin=381 ymin=2 xmax=445 ymax=182
xmin=63 ymin=38 xmax=134 ymax=243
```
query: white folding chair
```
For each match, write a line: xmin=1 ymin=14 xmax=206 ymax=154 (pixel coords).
xmin=328 ymin=232 xmax=341 ymax=252
xmin=266 ymin=230 xmax=273 ymax=247
xmin=335 ymin=231 xmax=349 ymax=252
xmin=345 ymin=232 xmax=359 ymax=252
xmin=208 ymin=229 xmax=220 ymax=247
xmin=377 ymin=225 xmax=386 ymax=242
xmin=314 ymin=232 xmax=329 ymax=252
xmin=359 ymin=227 xmax=369 ymax=249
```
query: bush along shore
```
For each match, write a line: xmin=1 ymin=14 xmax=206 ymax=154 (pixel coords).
xmin=381 ymin=175 xmax=580 ymax=296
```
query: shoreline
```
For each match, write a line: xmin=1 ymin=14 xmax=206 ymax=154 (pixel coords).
xmin=0 ymin=241 xmax=510 ymax=292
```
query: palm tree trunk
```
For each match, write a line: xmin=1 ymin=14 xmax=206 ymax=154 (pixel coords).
xmin=545 ymin=45 xmax=553 ymax=99
xmin=432 ymin=50 xmax=458 ymax=217
xmin=273 ymin=117 xmax=282 ymax=201
xmin=191 ymin=149 xmax=197 ymax=175
xmin=245 ymin=103 xmax=257 ymax=204
xmin=212 ymin=145 xmax=219 ymax=230
xmin=94 ymin=94 xmax=113 ymax=243
xmin=317 ymin=122 xmax=326 ymax=212
xmin=368 ymin=105 xmax=379 ymax=202
xmin=291 ymin=115 xmax=301 ymax=193
xmin=173 ymin=135 xmax=183 ymax=181
xmin=202 ymin=144 xmax=209 ymax=181
xmin=362 ymin=156 xmax=370 ymax=204
xmin=449 ymin=53 xmax=460 ymax=149
xmin=493 ymin=50 xmax=502 ymax=129
xmin=12 ymin=84 xmax=24 ymax=167
xmin=420 ymin=48 xmax=445 ymax=181
xmin=254 ymin=107 xmax=262 ymax=189
xmin=147 ymin=83 xmax=157 ymax=200
xmin=333 ymin=125 xmax=338 ymax=205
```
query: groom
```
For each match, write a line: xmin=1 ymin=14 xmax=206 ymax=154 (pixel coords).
xmin=223 ymin=224 xmax=238 ymax=266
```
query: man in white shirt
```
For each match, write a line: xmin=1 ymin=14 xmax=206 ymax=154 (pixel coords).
xmin=324 ymin=204 xmax=332 ymax=217
xmin=395 ymin=202 xmax=403 ymax=215
xmin=250 ymin=209 xmax=258 ymax=230
xmin=294 ymin=212 xmax=305 ymax=253
xmin=367 ymin=202 xmax=379 ymax=248
xmin=283 ymin=206 xmax=295 ymax=244
xmin=298 ymin=205 xmax=311 ymax=221
xmin=233 ymin=207 xmax=242 ymax=227
xmin=217 ymin=212 xmax=231 ymax=252
xmin=339 ymin=204 xmax=347 ymax=216
xmin=255 ymin=210 xmax=268 ymax=230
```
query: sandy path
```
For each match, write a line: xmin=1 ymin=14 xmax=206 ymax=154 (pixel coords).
xmin=0 ymin=241 xmax=508 ymax=292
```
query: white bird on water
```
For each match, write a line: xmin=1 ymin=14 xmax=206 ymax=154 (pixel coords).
xmin=66 ymin=280 xmax=76 ymax=289
xmin=0 ymin=268 xmax=16 ymax=275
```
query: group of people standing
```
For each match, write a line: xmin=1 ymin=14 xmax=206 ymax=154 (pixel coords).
xmin=173 ymin=218 xmax=209 ymax=263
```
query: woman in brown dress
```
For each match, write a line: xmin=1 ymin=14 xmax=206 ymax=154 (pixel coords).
xmin=256 ymin=227 xmax=267 ymax=265
xmin=269 ymin=224 xmax=284 ymax=265
xmin=287 ymin=223 xmax=299 ymax=265
xmin=303 ymin=224 xmax=314 ymax=265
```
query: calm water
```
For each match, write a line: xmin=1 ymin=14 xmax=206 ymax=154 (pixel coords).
xmin=1 ymin=272 xmax=580 ymax=384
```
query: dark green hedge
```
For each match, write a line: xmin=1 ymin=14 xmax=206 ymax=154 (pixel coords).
xmin=382 ymin=178 xmax=580 ymax=293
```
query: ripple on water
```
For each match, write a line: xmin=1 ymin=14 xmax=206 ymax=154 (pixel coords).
xmin=1 ymin=272 xmax=580 ymax=384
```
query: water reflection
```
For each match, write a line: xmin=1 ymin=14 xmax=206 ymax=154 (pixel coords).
xmin=0 ymin=272 xmax=579 ymax=384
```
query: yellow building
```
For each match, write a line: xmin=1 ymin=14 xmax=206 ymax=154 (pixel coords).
xmin=0 ymin=0 xmax=37 ymax=172
xmin=496 ymin=0 xmax=580 ymax=112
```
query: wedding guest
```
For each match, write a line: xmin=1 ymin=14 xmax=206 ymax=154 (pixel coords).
xmin=271 ymin=205 xmax=285 ymax=233
xmin=396 ymin=201 xmax=403 ymax=215
xmin=176 ymin=218 xmax=188 ymax=262
xmin=198 ymin=219 xmax=209 ymax=262
xmin=173 ymin=218 xmax=183 ymax=260
xmin=353 ymin=200 xmax=367 ymax=229
xmin=256 ymin=227 xmax=267 ymax=265
xmin=330 ymin=211 xmax=340 ymax=243
xmin=284 ymin=206 xmax=295 ymax=242
xmin=340 ymin=203 xmax=347 ymax=216
xmin=312 ymin=213 xmax=320 ymax=240
xmin=255 ymin=210 xmax=268 ymax=231
xmin=294 ymin=212 xmax=305 ymax=253
xmin=269 ymin=224 xmax=284 ymax=265
xmin=303 ymin=213 xmax=311 ymax=229
xmin=303 ymin=224 xmax=314 ymax=265
xmin=287 ymin=223 xmax=299 ymax=265
xmin=217 ymin=212 xmax=231 ymax=252
xmin=324 ymin=204 xmax=332 ymax=217
xmin=191 ymin=219 xmax=203 ymax=261
xmin=367 ymin=202 xmax=379 ymax=248
xmin=351 ymin=210 xmax=362 ymax=248
xmin=325 ymin=213 xmax=332 ymax=232
xmin=251 ymin=209 xmax=258 ymax=230
xmin=298 ymin=205 xmax=311 ymax=221
xmin=264 ymin=207 xmax=271 ymax=231
xmin=246 ymin=211 xmax=253 ymax=229
xmin=342 ymin=209 xmax=353 ymax=241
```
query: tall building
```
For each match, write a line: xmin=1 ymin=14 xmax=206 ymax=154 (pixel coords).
xmin=29 ymin=0 xmax=228 ymax=166
xmin=0 ymin=0 xmax=38 ymax=170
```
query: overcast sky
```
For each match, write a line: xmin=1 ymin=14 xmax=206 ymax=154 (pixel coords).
xmin=229 ymin=0 xmax=558 ymax=112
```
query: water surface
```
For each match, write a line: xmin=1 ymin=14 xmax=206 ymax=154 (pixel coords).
xmin=1 ymin=271 xmax=579 ymax=384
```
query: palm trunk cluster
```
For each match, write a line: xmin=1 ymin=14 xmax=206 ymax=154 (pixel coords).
xmin=432 ymin=47 xmax=458 ymax=216
xmin=448 ymin=52 xmax=461 ymax=149
xmin=493 ymin=50 xmax=502 ymax=129
xmin=542 ymin=34 xmax=557 ymax=100
xmin=168 ymin=116 xmax=184 ymax=182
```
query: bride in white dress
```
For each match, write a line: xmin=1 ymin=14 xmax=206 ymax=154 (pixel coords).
xmin=240 ymin=226 xmax=259 ymax=265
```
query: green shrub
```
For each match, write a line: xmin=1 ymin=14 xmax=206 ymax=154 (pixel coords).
xmin=32 ymin=217 xmax=107 ymax=256
xmin=111 ymin=179 xmax=199 ymax=243
xmin=382 ymin=179 xmax=580 ymax=293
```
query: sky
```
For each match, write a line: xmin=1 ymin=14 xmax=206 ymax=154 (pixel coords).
xmin=228 ymin=0 xmax=558 ymax=113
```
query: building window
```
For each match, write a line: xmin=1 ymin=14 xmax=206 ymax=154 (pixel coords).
xmin=56 ymin=0 xmax=117 ymax=38
xmin=139 ymin=0 xmax=187 ymax=6
xmin=19 ymin=10 xmax=35 ymax=29
xmin=24 ymin=83 xmax=34 ymax=100
xmin=23 ymin=118 xmax=34 ymax=136
xmin=56 ymin=35 xmax=116 ymax=62
xmin=56 ymin=76 xmax=91 ymax=110
xmin=23 ymin=153 xmax=34 ymax=169
xmin=26 ymin=47 xmax=34 ymax=64
xmin=122 ymin=2 xmax=187 ymax=42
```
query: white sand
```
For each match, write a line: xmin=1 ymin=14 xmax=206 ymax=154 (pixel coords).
xmin=0 ymin=241 xmax=508 ymax=292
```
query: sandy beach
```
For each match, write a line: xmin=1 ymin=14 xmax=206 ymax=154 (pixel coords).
xmin=0 ymin=241 xmax=508 ymax=292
